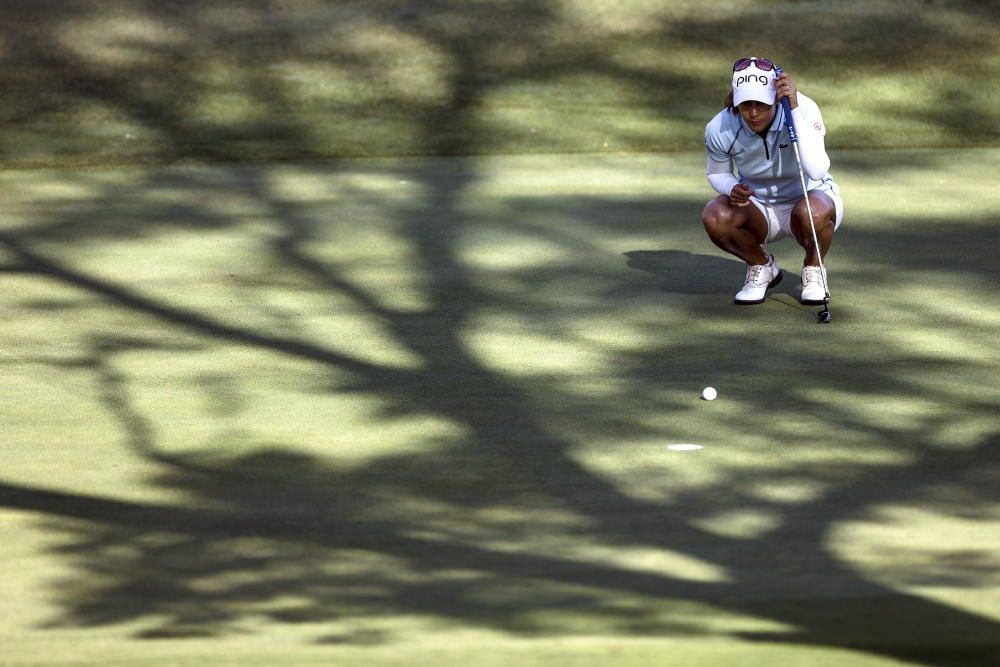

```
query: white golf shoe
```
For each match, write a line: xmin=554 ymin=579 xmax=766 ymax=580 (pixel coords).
xmin=734 ymin=254 xmax=782 ymax=305
xmin=800 ymin=265 xmax=828 ymax=305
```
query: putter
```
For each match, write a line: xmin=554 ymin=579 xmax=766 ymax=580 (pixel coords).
xmin=775 ymin=67 xmax=831 ymax=324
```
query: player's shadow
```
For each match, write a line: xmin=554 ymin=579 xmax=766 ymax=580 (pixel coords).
xmin=624 ymin=249 xmax=799 ymax=298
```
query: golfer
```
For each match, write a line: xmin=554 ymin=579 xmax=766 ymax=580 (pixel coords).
xmin=702 ymin=57 xmax=842 ymax=305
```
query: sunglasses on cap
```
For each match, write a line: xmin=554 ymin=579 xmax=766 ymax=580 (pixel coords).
xmin=733 ymin=57 xmax=775 ymax=72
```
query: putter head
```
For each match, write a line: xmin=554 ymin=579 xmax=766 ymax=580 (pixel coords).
xmin=817 ymin=295 xmax=831 ymax=324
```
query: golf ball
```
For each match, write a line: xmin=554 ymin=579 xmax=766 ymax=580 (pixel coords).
xmin=701 ymin=386 xmax=717 ymax=401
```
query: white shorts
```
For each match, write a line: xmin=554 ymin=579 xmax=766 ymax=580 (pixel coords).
xmin=750 ymin=184 xmax=844 ymax=244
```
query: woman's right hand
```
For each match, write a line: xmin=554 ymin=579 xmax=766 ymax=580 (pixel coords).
xmin=729 ymin=183 xmax=752 ymax=207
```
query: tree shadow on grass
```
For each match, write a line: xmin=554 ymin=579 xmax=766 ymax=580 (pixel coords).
xmin=1 ymin=2 xmax=999 ymax=666
xmin=4 ymin=178 xmax=1000 ymax=664
xmin=7 ymin=407 xmax=998 ymax=662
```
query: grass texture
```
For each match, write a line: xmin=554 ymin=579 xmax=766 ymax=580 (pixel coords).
xmin=1 ymin=1 xmax=999 ymax=665
xmin=1 ymin=0 xmax=999 ymax=168
xmin=1 ymin=148 xmax=998 ymax=665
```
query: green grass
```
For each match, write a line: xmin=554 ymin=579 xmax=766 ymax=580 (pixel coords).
xmin=1 ymin=1 xmax=999 ymax=167
xmin=1 ymin=1 xmax=999 ymax=665
xmin=1 ymin=148 xmax=998 ymax=665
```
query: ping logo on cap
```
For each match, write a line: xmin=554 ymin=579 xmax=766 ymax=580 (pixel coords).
xmin=736 ymin=73 xmax=770 ymax=87
xmin=732 ymin=64 xmax=776 ymax=106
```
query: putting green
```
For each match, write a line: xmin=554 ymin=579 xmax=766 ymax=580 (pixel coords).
xmin=1 ymin=149 xmax=997 ymax=666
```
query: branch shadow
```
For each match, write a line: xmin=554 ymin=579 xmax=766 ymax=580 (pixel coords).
xmin=0 ymin=2 xmax=998 ymax=667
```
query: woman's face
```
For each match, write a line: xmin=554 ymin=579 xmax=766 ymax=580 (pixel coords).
xmin=739 ymin=100 xmax=776 ymax=133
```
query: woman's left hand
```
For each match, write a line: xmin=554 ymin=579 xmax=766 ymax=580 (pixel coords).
xmin=774 ymin=72 xmax=798 ymax=109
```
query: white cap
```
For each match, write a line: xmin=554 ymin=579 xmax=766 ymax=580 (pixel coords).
xmin=732 ymin=63 xmax=776 ymax=106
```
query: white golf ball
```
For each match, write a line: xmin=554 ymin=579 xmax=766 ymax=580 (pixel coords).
xmin=701 ymin=386 xmax=717 ymax=401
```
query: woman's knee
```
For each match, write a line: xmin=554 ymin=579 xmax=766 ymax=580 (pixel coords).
xmin=702 ymin=198 xmax=733 ymax=236
xmin=792 ymin=193 xmax=835 ymax=235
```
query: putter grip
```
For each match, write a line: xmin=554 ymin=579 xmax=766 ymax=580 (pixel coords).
xmin=774 ymin=67 xmax=798 ymax=143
